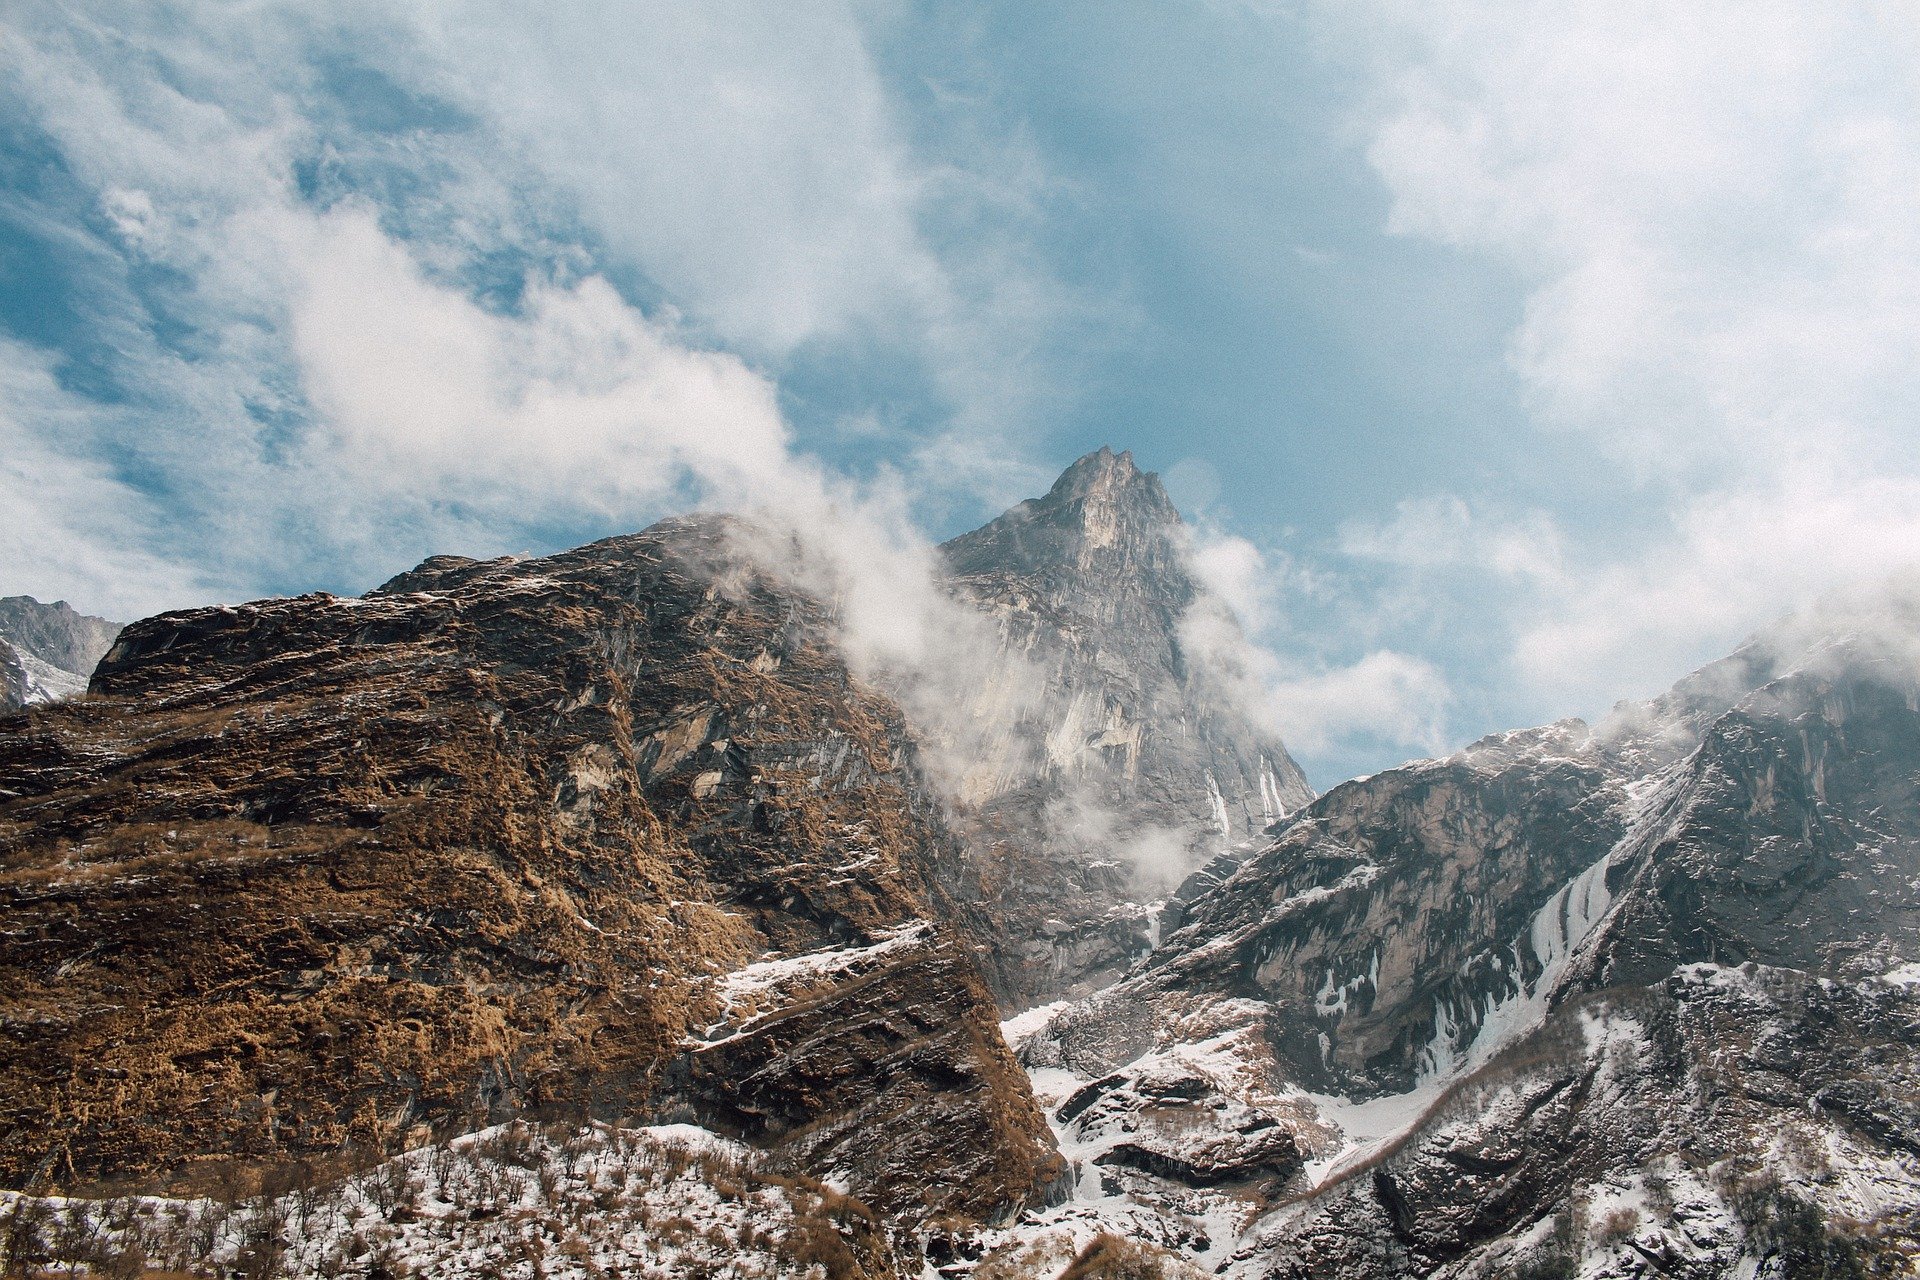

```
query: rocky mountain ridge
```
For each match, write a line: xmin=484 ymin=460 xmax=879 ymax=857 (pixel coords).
xmin=3 ymin=459 xmax=1918 ymax=1278
xmin=0 ymin=516 xmax=1059 ymax=1230
xmin=0 ymin=596 xmax=120 ymax=712
xmin=1007 ymin=588 xmax=1920 ymax=1276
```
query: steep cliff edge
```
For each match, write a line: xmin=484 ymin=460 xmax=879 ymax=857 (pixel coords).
xmin=0 ymin=597 xmax=120 ymax=712
xmin=936 ymin=448 xmax=1314 ymax=1004
xmin=1006 ymin=590 xmax=1920 ymax=1276
xmin=0 ymin=517 xmax=1060 ymax=1226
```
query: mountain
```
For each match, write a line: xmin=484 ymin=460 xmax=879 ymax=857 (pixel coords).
xmin=935 ymin=447 xmax=1314 ymax=1003
xmin=1010 ymin=589 xmax=1920 ymax=1276
xmin=4 ymin=461 xmax=1918 ymax=1277
xmin=0 ymin=518 xmax=1058 ymax=1231
xmin=0 ymin=596 xmax=120 ymax=712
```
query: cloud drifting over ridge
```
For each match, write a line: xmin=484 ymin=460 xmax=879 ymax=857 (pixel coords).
xmin=1181 ymin=524 xmax=1452 ymax=760
xmin=1324 ymin=0 xmax=1920 ymax=710
xmin=0 ymin=2 xmax=1062 ymax=610
xmin=0 ymin=2 xmax=1086 ymax=789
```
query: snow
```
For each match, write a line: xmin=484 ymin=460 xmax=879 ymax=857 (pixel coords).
xmin=687 ymin=922 xmax=929 ymax=1045
xmin=1289 ymin=844 xmax=1629 ymax=1191
xmin=14 ymin=648 xmax=88 ymax=704
xmin=1258 ymin=762 xmax=1288 ymax=823
xmin=990 ymin=1024 xmax=1303 ymax=1274
xmin=0 ymin=1121 xmax=877 ymax=1280
xmin=1297 ymin=1084 xmax=1447 ymax=1185
xmin=1415 ymin=841 xmax=1618 ymax=1086
xmin=1000 ymin=1000 xmax=1070 ymax=1053
xmin=1878 ymin=959 xmax=1920 ymax=987
xmin=1311 ymin=943 xmax=1380 ymax=1020
xmin=1205 ymin=771 xmax=1232 ymax=843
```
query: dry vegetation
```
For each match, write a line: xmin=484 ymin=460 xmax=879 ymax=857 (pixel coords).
xmin=0 ymin=1120 xmax=899 ymax=1280
xmin=0 ymin=521 xmax=1054 ymax=1230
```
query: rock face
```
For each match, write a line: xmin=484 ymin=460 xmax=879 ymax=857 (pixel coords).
xmin=1012 ymin=590 xmax=1920 ymax=1276
xmin=1227 ymin=966 xmax=1920 ymax=1279
xmin=0 ymin=596 xmax=120 ymax=712
xmin=0 ymin=518 xmax=1059 ymax=1224
xmin=936 ymin=448 xmax=1314 ymax=1004
xmin=8 ymin=453 xmax=1920 ymax=1276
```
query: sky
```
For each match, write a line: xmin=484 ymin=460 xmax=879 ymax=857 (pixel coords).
xmin=3 ymin=1 xmax=1919 ymax=787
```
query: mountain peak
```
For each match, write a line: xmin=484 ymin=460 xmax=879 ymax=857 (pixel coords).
xmin=941 ymin=447 xmax=1182 ymax=582
xmin=0 ymin=595 xmax=121 ymax=712
xmin=1046 ymin=446 xmax=1171 ymax=518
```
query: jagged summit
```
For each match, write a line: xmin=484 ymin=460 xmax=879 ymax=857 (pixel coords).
xmin=0 ymin=595 xmax=120 ymax=713
xmin=929 ymin=448 xmax=1314 ymax=1002
xmin=941 ymin=446 xmax=1186 ymax=591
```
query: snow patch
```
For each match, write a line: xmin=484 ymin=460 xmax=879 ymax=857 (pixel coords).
xmin=1000 ymin=1000 xmax=1070 ymax=1053
xmin=689 ymin=922 xmax=929 ymax=1045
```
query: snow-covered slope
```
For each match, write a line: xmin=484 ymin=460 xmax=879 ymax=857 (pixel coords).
xmin=0 ymin=1121 xmax=900 ymax=1278
xmin=976 ymin=590 xmax=1920 ymax=1276
xmin=0 ymin=596 xmax=119 ymax=712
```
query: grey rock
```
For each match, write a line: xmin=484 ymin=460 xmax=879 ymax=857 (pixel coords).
xmin=0 ymin=596 xmax=120 ymax=712
xmin=935 ymin=447 xmax=1314 ymax=1004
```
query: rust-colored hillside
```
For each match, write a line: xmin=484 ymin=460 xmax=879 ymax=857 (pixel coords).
xmin=0 ymin=516 xmax=1060 ymax=1222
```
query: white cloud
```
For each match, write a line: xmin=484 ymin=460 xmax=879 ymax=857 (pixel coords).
xmin=1340 ymin=495 xmax=1565 ymax=585
xmin=1186 ymin=529 xmax=1281 ymax=631
xmin=0 ymin=1 xmax=1079 ymax=609
xmin=1512 ymin=472 xmax=1920 ymax=696
xmin=1329 ymin=0 xmax=1920 ymax=708
xmin=272 ymin=203 xmax=792 ymax=514
xmin=1180 ymin=528 xmax=1452 ymax=760
xmin=395 ymin=1 xmax=944 ymax=357
xmin=0 ymin=342 xmax=212 ymax=619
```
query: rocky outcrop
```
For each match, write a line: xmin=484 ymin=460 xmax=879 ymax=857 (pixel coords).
xmin=1140 ymin=720 xmax=1630 ymax=1096
xmin=0 ymin=597 xmax=119 ymax=712
xmin=1225 ymin=965 xmax=1920 ymax=1278
xmin=935 ymin=448 xmax=1314 ymax=1004
xmin=0 ymin=517 xmax=1059 ymax=1225
xmin=1006 ymin=589 xmax=1920 ymax=1276
xmin=1580 ymin=642 xmax=1920 ymax=989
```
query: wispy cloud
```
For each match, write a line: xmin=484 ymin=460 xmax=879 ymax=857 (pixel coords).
xmin=1323 ymin=0 xmax=1920 ymax=709
xmin=1181 ymin=523 xmax=1453 ymax=764
xmin=0 ymin=1 xmax=1081 ymax=617
xmin=0 ymin=339 xmax=213 ymax=616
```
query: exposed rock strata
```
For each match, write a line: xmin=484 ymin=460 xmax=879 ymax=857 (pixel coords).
xmin=1011 ymin=592 xmax=1920 ymax=1275
xmin=0 ymin=517 xmax=1059 ymax=1225
xmin=935 ymin=448 xmax=1314 ymax=1004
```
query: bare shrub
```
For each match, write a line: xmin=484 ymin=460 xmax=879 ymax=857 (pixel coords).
xmin=1059 ymin=1233 xmax=1173 ymax=1280
xmin=1593 ymin=1206 xmax=1639 ymax=1247
xmin=1 ymin=1196 xmax=54 ymax=1275
xmin=424 ymin=1144 xmax=457 ymax=1199
xmin=475 ymin=1121 xmax=540 ymax=1171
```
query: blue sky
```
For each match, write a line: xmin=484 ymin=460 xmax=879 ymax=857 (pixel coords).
xmin=5 ymin=3 xmax=1919 ymax=786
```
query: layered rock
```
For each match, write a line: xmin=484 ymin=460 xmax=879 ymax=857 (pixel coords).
xmin=1007 ymin=588 xmax=1920 ymax=1275
xmin=935 ymin=448 xmax=1314 ymax=1004
xmin=0 ymin=596 xmax=120 ymax=712
xmin=1228 ymin=966 xmax=1920 ymax=1278
xmin=0 ymin=517 xmax=1059 ymax=1225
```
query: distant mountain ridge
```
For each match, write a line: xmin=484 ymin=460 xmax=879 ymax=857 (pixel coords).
xmin=0 ymin=596 xmax=120 ymax=712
